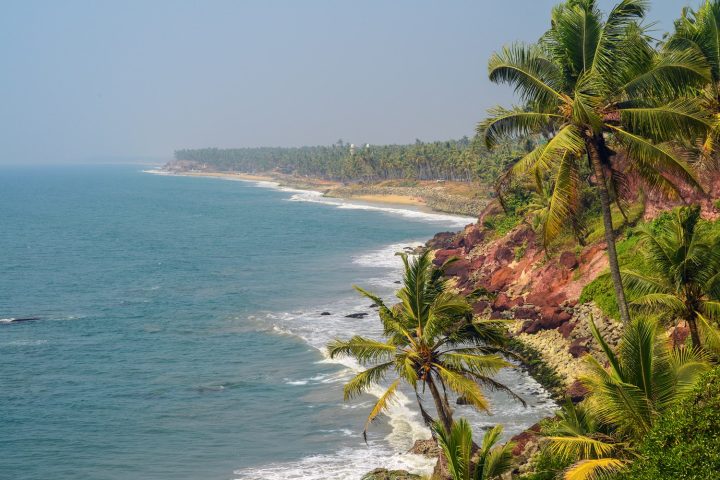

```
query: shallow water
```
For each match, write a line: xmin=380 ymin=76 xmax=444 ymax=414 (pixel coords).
xmin=0 ymin=166 xmax=555 ymax=479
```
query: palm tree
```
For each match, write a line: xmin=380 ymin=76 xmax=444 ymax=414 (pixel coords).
xmin=544 ymin=315 xmax=710 ymax=479
xmin=327 ymin=251 xmax=524 ymax=438
xmin=622 ymin=205 xmax=720 ymax=349
xmin=432 ymin=420 xmax=515 ymax=480
xmin=479 ymin=0 xmax=711 ymax=324
xmin=667 ymin=0 xmax=720 ymax=171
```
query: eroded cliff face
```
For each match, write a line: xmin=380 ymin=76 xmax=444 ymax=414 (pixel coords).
xmin=429 ymin=220 xmax=621 ymax=397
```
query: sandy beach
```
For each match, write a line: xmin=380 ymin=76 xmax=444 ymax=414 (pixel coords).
xmin=147 ymin=169 xmax=434 ymax=210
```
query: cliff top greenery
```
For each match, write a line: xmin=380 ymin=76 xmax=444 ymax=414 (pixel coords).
xmin=175 ymin=137 xmax=532 ymax=184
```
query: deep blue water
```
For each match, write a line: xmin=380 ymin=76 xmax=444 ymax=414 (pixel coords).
xmin=0 ymin=166 xmax=554 ymax=480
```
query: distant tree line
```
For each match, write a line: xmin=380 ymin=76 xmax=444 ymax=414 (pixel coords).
xmin=174 ymin=137 xmax=530 ymax=183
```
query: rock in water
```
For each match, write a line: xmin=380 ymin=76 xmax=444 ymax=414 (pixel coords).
xmin=361 ymin=468 xmax=422 ymax=480
xmin=408 ymin=438 xmax=440 ymax=457
xmin=344 ymin=312 xmax=368 ymax=318
xmin=320 ymin=312 xmax=331 ymax=316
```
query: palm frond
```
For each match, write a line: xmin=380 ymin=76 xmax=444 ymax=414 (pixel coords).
xmin=327 ymin=336 xmax=396 ymax=364
xmin=563 ymin=458 xmax=627 ymax=480
xmin=480 ymin=106 xmax=561 ymax=149
xmin=363 ymin=379 xmax=401 ymax=442
xmin=588 ymin=314 xmax=623 ymax=378
xmin=621 ymin=47 xmax=711 ymax=96
xmin=482 ymin=439 xmax=516 ymax=480
xmin=697 ymin=312 xmax=720 ymax=356
xmin=512 ymin=125 xmax=585 ymax=177
xmin=432 ymin=419 xmax=473 ymax=480
xmin=543 ymin=151 xmax=581 ymax=244
xmin=619 ymin=98 xmax=712 ymax=143
xmin=488 ymin=42 xmax=565 ymax=107
xmin=545 ymin=435 xmax=616 ymax=461
xmin=343 ymin=361 xmax=395 ymax=400
xmin=434 ymin=365 xmax=490 ymax=413
xmin=608 ymin=125 xmax=701 ymax=196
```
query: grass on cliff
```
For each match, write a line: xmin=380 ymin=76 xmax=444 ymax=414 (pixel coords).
xmin=580 ymin=211 xmax=720 ymax=320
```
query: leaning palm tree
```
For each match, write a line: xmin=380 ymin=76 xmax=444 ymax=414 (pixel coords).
xmin=479 ymin=0 xmax=711 ymax=324
xmin=622 ymin=205 xmax=720 ymax=350
xmin=328 ymin=251 xmax=524 ymax=438
xmin=544 ymin=315 xmax=710 ymax=479
xmin=432 ymin=420 xmax=515 ymax=480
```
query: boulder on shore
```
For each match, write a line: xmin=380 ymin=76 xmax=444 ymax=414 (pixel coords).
xmin=408 ymin=438 xmax=440 ymax=457
xmin=361 ymin=468 xmax=422 ymax=480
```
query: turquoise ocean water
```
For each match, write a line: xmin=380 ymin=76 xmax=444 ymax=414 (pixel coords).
xmin=1 ymin=166 xmax=555 ymax=479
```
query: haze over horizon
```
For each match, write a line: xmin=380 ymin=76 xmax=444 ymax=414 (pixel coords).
xmin=1 ymin=0 xmax=686 ymax=165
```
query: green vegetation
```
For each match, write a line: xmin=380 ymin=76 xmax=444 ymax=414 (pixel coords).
xmin=432 ymin=420 xmax=515 ymax=480
xmin=542 ymin=315 xmax=710 ymax=479
xmin=479 ymin=0 xmax=709 ymax=324
xmin=581 ymin=207 xmax=720 ymax=354
xmin=622 ymin=205 xmax=720 ymax=350
xmin=616 ymin=366 xmax=720 ymax=480
xmin=579 ymin=234 xmax=642 ymax=320
xmin=175 ymin=137 xmax=527 ymax=183
xmin=517 ymin=447 xmax=573 ymax=480
xmin=327 ymin=252 xmax=523 ymax=436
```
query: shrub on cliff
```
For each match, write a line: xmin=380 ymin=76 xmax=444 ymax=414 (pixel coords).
xmin=542 ymin=316 xmax=710 ymax=479
xmin=616 ymin=366 xmax=720 ymax=480
xmin=432 ymin=419 xmax=515 ymax=480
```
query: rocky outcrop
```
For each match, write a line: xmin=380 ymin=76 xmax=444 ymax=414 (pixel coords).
xmin=427 ymin=216 xmax=625 ymax=399
xmin=361 ymin=469 xmax=422 ymax=480
xmin=408 ymin=438 xmax=440 ymax=457
xmin=509 ymin=423 xmax=543 ymax=478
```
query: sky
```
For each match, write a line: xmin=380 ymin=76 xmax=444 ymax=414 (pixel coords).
xmin=0 ymin=0 xmax=696 ymax=164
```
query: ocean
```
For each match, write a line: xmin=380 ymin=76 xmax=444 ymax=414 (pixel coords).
xmin=0 ymin=166 xmax=555 ymax=479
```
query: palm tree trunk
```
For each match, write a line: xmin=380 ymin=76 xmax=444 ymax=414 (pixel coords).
xmin=687 ymin=313 xmax=702 ymax=349
xmin=587 ymin=137 xmax=631 ymax=324
xmin=427 ymin=376 xmax=453 ymax=432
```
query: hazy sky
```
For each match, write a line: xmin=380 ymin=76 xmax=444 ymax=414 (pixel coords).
xmin=0 ymin=0 xmax=693 ymax=164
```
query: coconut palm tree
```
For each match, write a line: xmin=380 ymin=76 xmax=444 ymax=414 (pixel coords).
xmin=667 ymin=0 xmax=720 ymax=171
xmin=432 ymin=420 xmax=515 ymax=480
xmin=621 ymin=205 xmax=720 ymax=350
xmin=327 ymin=251 xmax=524 ymax=438
xmin=479 ymin=0 xmax=712 ymax=324
xmin=544 ymin=315 xmax=710 ymax=479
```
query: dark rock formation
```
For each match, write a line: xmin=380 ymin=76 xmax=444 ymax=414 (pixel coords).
xmin=345 ymin=312 xmax=368 ymax=318
xmin=559 ymin=251 xmax=579 ymax=270
xmin=568 ymin=338 xmax=590 ymax=358
xmin=567 ymin=379 xmax=589 ymax=402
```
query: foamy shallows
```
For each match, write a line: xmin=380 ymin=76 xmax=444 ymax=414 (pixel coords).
xmin=286 ymin=190 xmax=474 ymax=228
xmin=257 ymin=241 xmax=556 ymax=478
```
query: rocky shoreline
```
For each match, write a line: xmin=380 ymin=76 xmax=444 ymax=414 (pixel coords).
xmin=359 ymin=212 xmax=627 ymax=479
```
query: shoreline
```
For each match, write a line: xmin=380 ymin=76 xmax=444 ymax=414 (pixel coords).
xmin=145 ymin=169 xmax=472 ymax=218
xmin=145 ymin=168 xmax=484 ymax=217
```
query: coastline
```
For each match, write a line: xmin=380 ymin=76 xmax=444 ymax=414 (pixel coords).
xmin=145 ymin=168 xmax=483 ymax=216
